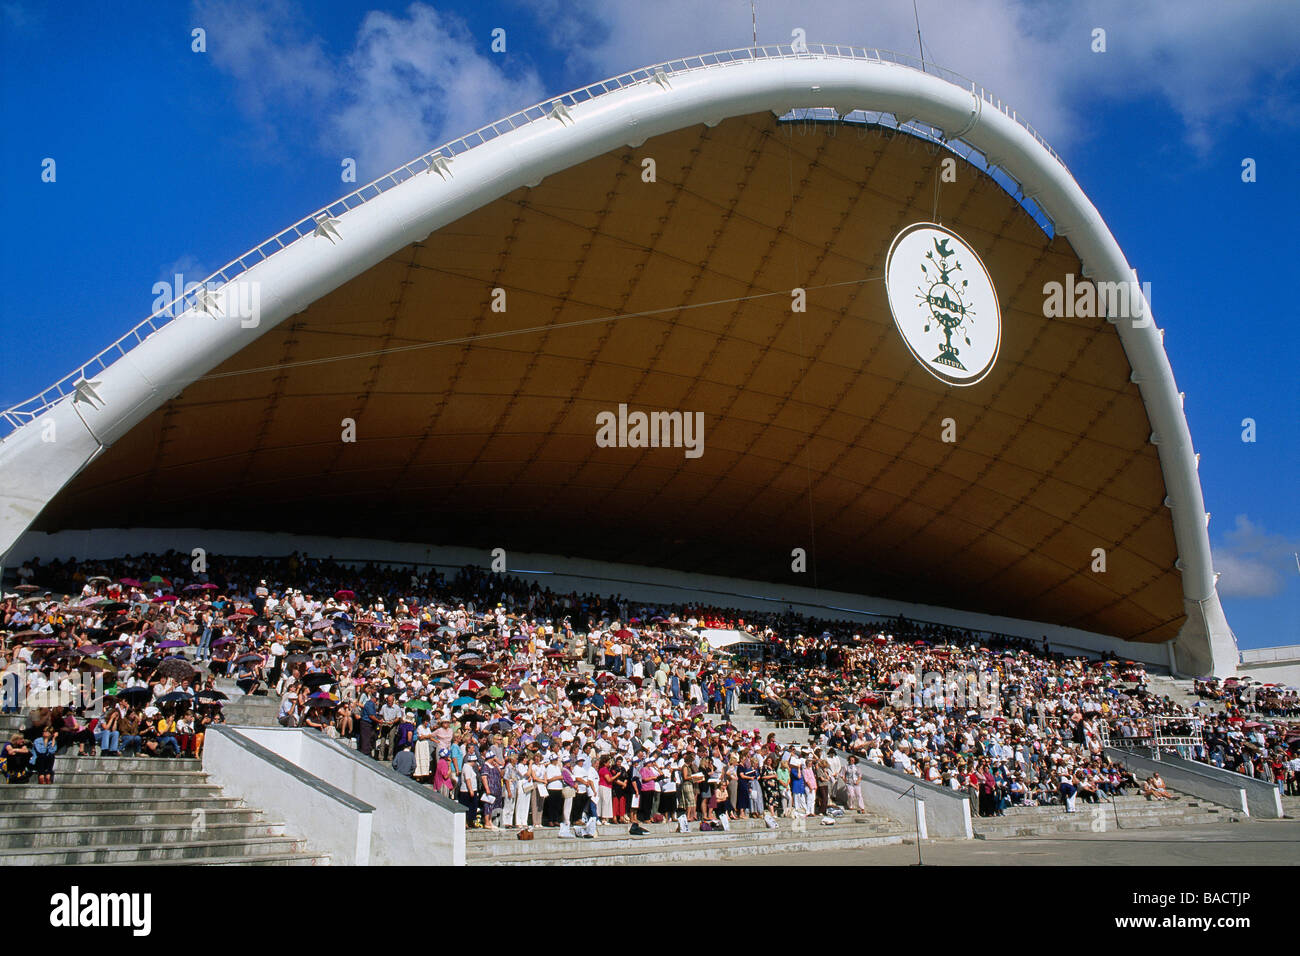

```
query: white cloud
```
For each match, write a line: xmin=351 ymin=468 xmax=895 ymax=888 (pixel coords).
xmin=517 ymin=0 xmax=1300 ymax=153
xmin=334 ymin=5 xmax=545 ymax=176
xmin=195 ymin=0 xmax=1299 ymax=171
xmin=193 ymin=1 xmax=544 ymax=175
xmin=1212 ymin=515 xmax=1300 ymax=599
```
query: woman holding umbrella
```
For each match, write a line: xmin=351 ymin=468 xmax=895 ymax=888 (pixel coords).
xmin=233 ymin=654 xmax=263 ymax=697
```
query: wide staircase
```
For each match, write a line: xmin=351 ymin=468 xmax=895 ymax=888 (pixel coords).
xmin=971 ymin=792 xmax=1240 ymax=839
xmin=0 ymin=713 xmax=328 ymax=865
xmin=1144 ymin=674 xmax=1210 ymax=712
xmin=467 ymin=811 xmax=906 ymax=865
xmin=728 ymin=702 xmax=810 ymax=748
xmin=216 ymin=678 xmax=281 ymax=727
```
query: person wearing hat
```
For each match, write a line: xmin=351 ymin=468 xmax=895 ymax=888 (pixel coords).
xmin=457 ymin=754 xmax=481 ymax=826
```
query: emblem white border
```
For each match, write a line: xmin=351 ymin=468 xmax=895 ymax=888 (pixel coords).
xmin=884 ymin=222 xmax=1001 ymax=387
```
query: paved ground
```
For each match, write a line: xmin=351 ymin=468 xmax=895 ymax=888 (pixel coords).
xmin=697 ymin=819 xmax=1300 ymax=866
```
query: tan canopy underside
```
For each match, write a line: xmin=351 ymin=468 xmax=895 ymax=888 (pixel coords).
xmin=41 ymin=113 xmax=1184 ymax=642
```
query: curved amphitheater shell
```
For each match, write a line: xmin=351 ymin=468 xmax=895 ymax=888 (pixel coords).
xmin=0 ymin=45 xmax=1238 ymax=677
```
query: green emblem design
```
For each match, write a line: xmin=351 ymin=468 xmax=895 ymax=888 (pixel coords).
xmin=917 ymin=237 xmax=975 ymax=371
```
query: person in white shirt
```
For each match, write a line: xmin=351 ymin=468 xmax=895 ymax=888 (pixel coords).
xmin=542 ymin=756 xmax=565 ymax=826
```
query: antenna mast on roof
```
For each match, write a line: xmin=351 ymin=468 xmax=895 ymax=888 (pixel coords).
xmin=748 ymin=1 xmax=757 ymax=49
xmin=913 ymin=0 xmax=926 ymax=72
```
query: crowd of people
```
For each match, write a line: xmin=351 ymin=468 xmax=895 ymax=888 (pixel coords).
xmin=2 ymin=550 xmax=1297 ymax=822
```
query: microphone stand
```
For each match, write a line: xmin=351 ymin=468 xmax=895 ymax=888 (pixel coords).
xmin=898 ymin=784 xmax=924 ymax=865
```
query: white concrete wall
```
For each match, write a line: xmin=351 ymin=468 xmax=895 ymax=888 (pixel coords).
xmin=856 ymin=762 xmax=972 ymax=839
xmin=1104 ymin=747 xmax=1283 ymax=819
xmin=1237 ymin=648 xmax=1300 ymax=688
xmin=203 ymin=725 xmax=374 ymax=865
xmin=10 ymin=525 xmax=1188 ymax=671
xmin=240 ymin=726 xmax=466 ymax=867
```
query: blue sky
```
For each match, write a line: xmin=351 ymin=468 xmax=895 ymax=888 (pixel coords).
xmin=1 ymin=0 xmax=1296 ymax=649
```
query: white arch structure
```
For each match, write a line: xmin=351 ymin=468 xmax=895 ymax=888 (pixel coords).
xmin=0 ymin=45 xmax=1237 ymax=676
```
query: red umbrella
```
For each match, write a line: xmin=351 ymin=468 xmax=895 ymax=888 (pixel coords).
xmin=335 ymin=589 xmax=355 ymax=600
xmin=457 ymin=679 xmax=484 ymax=694
xmin=151 ymin=595 xmax=179 ymax=603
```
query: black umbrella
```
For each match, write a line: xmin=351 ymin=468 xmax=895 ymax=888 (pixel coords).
xmin=196 ymin=689 xmax=228 ymax=701
xmin=300 ymin=673 xmax=334 ymax=689
xmin=116 ymin=686 xmax=152 ymax=704
xmin=359 ymin=649 xmax=382 ymax=660
xmin=234 ymin=653 xmax=263 ymax=665
xmin=158 ymin=691 xmax=193 ymax=705
xmin=156 ymin=658 xmax=196 ymax=680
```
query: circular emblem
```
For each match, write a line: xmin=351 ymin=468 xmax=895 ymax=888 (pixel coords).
xmin=885 ymin=223 xmax=1001 ymax=386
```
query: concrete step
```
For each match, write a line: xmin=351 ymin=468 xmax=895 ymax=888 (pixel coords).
xmin=466 ymin=812 xmax=897 ymax=841
xmin=0 ymin=821 xmax=287 ymax=849
xmin=0 ymin=836 xmax=314 ymax=865
xmin=0 ymin=783 xmax=226 ymax=802
xmin=0 ymin=795 xmax=245 ymax=813
xmin=28 ymin=769 xmax=208 ymax=786
xmin=0 ymin=806 xmax=264 ymax=831
xmin=972 ymin=806 xmax=1236 ymax=838
xmin=55 ymin=756 xmax=203 ymax=773
xmin=133 ymin=852 xmax=331 ymax=866
xmin=469 ymin=828 xmax=906 ymax=865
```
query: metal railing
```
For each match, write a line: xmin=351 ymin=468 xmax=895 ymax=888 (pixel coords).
xmin=0 ymin=42 xmax=1068 ymax=440
xmin=1102 ymin=716 xmax=1205 ymax=759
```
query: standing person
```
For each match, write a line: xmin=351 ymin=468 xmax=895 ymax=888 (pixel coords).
xmin=32 ymin=727 xmax=57 ymax=785
xmin=845 ymin=755 xmax=864 ymax=814
xmin=736 ymin=754 xmax=754 ymax=817
xmin=543 ymin=753 xmax=565 ymax=827
xmin=658 ymin=757 xmax=678 ymax=820
xmin=680 ymin=755 xmax=698 ymax=822
xmin=358 ymin=690 xmax=378 ymax=758
xmin=479 ymin=751 xmax=502 ymax=829
xmin=597 ymin=755 xmax=615 ymax=823
xmin=725 ymin=754 xmax=740 ymax=814
xmin=611 ymin=757 xmax=630 ymax=824
xmin=502 ymin=752 xmax=522 ymax=829
xmin=433 ymin=748 xmax=454 ymax=797
xmin=789 ymin=753 xmax=807 ymax=815
xmin=458 ymin=754 xmax=481 ymax=827
xmin=814 ymin=758 xmax=831 ymax=815
xmin=529 ymin=753 xmax=548 ymax=827
xmin=560 ymin=758 xmax=578 ymax=825
xmin=414 ymin=716 xmax=434 ymax=781
xmin=761 ymin=755 xmax=783 ymax=817
xmin=638 ymin=755 xmax=659 ymax=822
xmin=514 ymin=754 xmax=536 ymax=829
